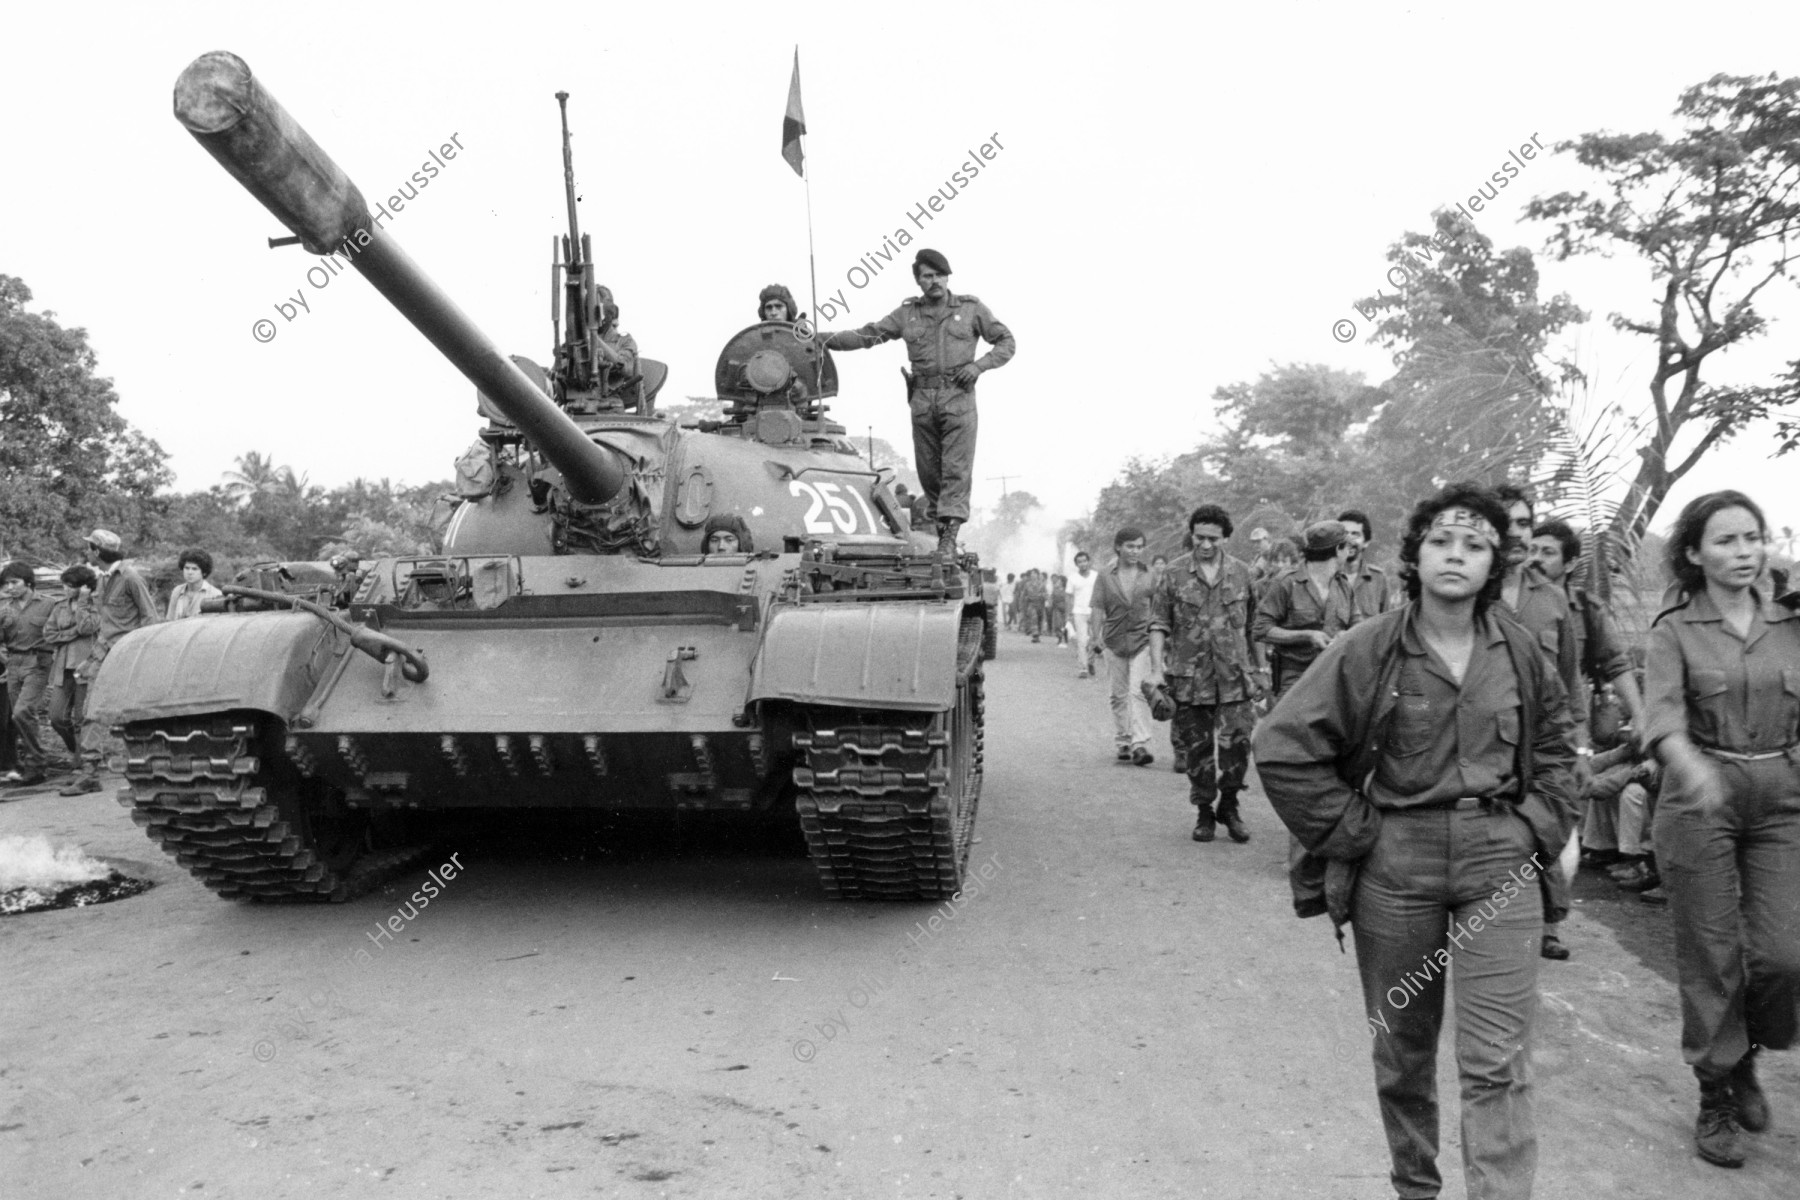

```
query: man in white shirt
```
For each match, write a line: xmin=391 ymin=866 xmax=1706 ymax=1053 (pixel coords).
xmin=1067 ymin=550 xmax=1099 ymax=678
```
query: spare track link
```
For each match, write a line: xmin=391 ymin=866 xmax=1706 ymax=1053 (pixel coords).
xmin=117 ymin=716 xmax=425 ymax=902
xmin=792 ymin=616 xmax=985 ymax=900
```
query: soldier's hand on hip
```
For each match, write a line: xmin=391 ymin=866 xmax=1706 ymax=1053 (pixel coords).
xmin=953 ymin=364 xmax=981 ymax=388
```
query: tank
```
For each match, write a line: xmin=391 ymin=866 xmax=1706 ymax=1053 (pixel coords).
xmin=85 ymin=52 xmax=990 ymax=902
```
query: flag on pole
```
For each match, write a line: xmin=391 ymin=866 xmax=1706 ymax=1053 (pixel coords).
xmin=781 ymin=48 xmax=806 ymax=177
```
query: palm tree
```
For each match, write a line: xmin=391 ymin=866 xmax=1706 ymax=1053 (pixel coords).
xmin=221 ymin=451 xmax=281 ymax=509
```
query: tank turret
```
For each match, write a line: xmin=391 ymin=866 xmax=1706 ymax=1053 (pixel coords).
xmin=172 ymin=50 xmax=628 ymax=507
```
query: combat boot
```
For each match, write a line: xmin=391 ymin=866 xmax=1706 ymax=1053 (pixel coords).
xmin=935 ymin=520 xmax=962 ymax=559
xmin=1191 ymin=802 xmax=1216 ymax=843
xmin=1730 ymin=1050 xmax=1770 ymax=1133
xmin=1218 ymin=795 xmax=1250 ymax=843
xmin=1696 ymin=1076 xmax=1745 ymax=1168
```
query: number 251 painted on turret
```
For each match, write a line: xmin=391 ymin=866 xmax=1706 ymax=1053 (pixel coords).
xmin=788 ymin=479 xmax=880 ymax=536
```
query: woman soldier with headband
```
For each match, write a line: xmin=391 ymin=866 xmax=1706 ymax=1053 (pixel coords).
xmin=1253 ymin=481 xmax=1577 ymax=1200
xmin=1642 ymin=489 xmax=1800 ymax=1169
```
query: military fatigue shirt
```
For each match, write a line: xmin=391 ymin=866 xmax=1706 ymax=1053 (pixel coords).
xmin=1349 ymin=563 xmax=1394 ymax=622
xmin=1150 ymin=553 xmax=1259 ymax=705
xmin=1253 ymin=606 xmax=1577 ymax=924
xmin=92 ymin=561 xmax=160 ymax=654
xmin=1498 ymin=570 xmax=1585 ymax=723
xmin=824 ymin=293 xmax=1016 ymax=382
xmin=1252 ymin=566 xmax=1356 ymax=675
xmin=1093 ymin=561 xmax=1156 ymax=657
xmin=42 ymin=594 xmax=100 ymax=678
xmin=1368 ymin=613 xmax=1522 ymax=808
xmin=0 ymin=593 xmax=56 ymax=655
xmin=1642 ymin=586 xmax=1800 ymax=756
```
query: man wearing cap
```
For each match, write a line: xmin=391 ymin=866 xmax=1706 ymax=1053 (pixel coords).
xmin=1253 ymin=520 xmax=1357 ymax=701
xmin=823 ymin=249 xmax=1016 ymax=558
xmin=0 ymin=563 xmax=59 ymax=788
xmin=61 ymin=530 xmax=160 ymax=795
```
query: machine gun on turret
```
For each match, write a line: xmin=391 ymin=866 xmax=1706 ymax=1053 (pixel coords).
xmin=550 ymin=92 xmax=654 ymax=413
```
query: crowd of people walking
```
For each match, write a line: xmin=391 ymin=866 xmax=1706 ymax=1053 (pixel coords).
xmin=1000 ymin=482 xmax=1799 ymax=1195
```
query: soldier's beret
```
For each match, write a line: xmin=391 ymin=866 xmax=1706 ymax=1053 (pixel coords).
xmin=913 ymin=248 xmax=951 ymax=275
xmin=1302 ymin=521 xmax=1347 ymax=553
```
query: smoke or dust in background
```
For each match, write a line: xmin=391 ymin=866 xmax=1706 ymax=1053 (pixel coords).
xmin=966 ymin=501 xmax=1081 ymax=580
xmin=0 ymin=835 xmax=113 ymax=892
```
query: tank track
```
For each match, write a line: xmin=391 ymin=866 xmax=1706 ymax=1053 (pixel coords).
xmin=791 ymin=616 xmax=985 ymax=899
xmin=117 ymin=715 xmax=430 ymax=902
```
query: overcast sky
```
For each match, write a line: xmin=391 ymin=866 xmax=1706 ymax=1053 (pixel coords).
xmin=4 ymin=1 xmax=1798 ymax=539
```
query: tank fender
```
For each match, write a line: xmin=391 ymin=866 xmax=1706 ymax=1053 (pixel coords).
xmin=86 ymin=612 xmax=340 ymax=727
xmin=748 ymin=601 xmax=961 ymax=712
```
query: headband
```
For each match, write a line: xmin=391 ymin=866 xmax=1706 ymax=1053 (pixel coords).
xmin=1428 ymin=506 xmax=1500 ymax=547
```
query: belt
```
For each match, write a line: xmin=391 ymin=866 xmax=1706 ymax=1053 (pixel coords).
xmin=1392 ymin=796 xmax=1508 ymax=813
xmin=910 ymin=372 xmax=964 ymax=387
xmin=1700 ymin=743 xmax=1798 ymax=763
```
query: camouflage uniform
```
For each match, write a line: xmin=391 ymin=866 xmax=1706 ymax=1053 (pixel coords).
xmin=1151 ymin=554 xmax=1260 ymax=820
xmin=824 ymin=293 xmax=1014 ymax=524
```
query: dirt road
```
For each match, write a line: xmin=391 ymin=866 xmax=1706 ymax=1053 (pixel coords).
xmin=3 ymin=632 xmax=1796 ymax=1198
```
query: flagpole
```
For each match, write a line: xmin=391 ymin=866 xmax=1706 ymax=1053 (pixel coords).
xmin=804 ymin=153 xmax=819 ymax=339
xmin=796 ymin=47 xmax=824 ymax=401
xmin=784 ymin=46 xmax=826 ymax=404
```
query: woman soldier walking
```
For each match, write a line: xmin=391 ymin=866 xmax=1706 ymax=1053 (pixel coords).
xmin=1642 ymin=490 xmax=1800 ymax=1168
xmin=1254 ymin=482 xmax=1577 ymax=1200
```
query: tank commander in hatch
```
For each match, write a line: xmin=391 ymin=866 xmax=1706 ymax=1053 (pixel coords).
xmin=822 ymin=248 xmax=1015 ymax=559
xmin=758 ymin=283 xmax=803 ymax=325
xmin=591 ymin=284 xmax=639 ymax=379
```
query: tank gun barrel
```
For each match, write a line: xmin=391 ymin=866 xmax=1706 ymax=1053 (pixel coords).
xmin=172 ymin=51 xmax=627 ymax=506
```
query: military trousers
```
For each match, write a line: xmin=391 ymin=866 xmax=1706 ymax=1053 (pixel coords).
xmin=1353 ymin=802 xmax=1545 ymax=1200
xmin=1171 ymin=698 xmax=1253 ymax=813
xmin=6 ymin=653 xmax=51 ymax=772
xmin=1654 ymin=752 xmax=1800 ymax=1080
xmin=908 ymin=386 xmax=977 ymax=525
xmin=47 ymin=669 xmax=88 ymax=758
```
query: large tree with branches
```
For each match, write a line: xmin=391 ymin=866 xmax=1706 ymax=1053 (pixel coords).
xmin=0 ymin=274 xmax=170 ymax=560
xmin=1527 ymin=72 xmax=1800 ymax=539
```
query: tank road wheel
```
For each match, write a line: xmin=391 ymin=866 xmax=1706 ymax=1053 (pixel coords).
xmin=792 ymin=615 xmax=984 ymax=900
xmin=117 ymin=714 xmax=430 ymax=902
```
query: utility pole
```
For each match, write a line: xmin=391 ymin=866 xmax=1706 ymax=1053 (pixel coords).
xmin=987 ymin=474 xmax=1021 ymax=498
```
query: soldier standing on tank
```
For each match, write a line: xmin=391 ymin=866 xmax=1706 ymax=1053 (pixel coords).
xmin=823 ymin=249 xmax=1015 ymax=558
